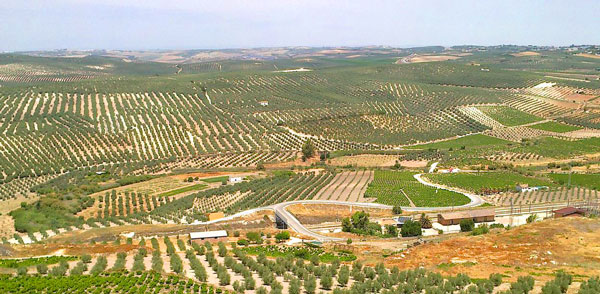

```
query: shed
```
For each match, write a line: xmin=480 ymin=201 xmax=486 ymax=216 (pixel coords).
xmin=258 ymin=100 xmax=269 ymax=106
xmin=229 ymin=176 xmax=243 ymax=184
xmin=189 ymin=230 xmax=228 ymax=244
xmin=553 ymin=207 xmax=586 ymax=218
xmin=437 ymin=209 xmax=495 ymax=226
xmin=394 ymin=216 xmax=413 ymax=228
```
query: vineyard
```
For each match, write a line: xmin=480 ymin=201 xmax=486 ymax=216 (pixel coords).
xmin=489 ymin=186 xmax=599 ymax=206
xmin=423 ymin=172 xmax=555 ymax=195
xmin=364 ymin=170 xmax=470 ymax=207
xmin=314 ymin=170 xmax=373 ymax=202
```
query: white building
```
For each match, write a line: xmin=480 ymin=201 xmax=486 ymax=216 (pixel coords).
xmin=229 ymin=176 xmax=243 ymax=183
xmin=189 ymin=230 xmax=228 ymax=244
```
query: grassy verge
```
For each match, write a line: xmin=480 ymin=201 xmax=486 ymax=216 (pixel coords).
xmin=156 ymin=184 xmax=208 ymax=198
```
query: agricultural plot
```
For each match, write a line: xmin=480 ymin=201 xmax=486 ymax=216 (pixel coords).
xmin=151 ymin=171 xmax=336 ymax=223
xmin=0 ymin=239 xmax=537 ymax=294
xmin=406 ymin=134 xmax=510 ymax=150
xmin=314 ymin=170 xmax=373 ymax=202
xmin=484 ymin=126 xmax=552 ymax=142
xmin=490 ymin=186 xmax=598 ymax=206
xmin=0 ymin=174 xmax=58 ymax=201
xmin=528 ymin=121 xmax=583 ymax=133
xmin=477 ymin=106 xmax=543 ymax=127
xmin=547 ymin=173 xmax=600 ymax=190
xmin=364 ymin=170 xmax=470 ymax=207
xmin=423 ymin=172 xmax=555 ymax=195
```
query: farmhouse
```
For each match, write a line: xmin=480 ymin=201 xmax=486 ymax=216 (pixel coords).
xmin=258 ymin=100 xmax=269 ymax=106
xmin=393 ymin=216 xmax=413 ymax=228
xmin=229 ymin=176 xmax=243 ymax=184
xmin=437 ymin=209 xmax=495 ymax=226
xmin=553 ymin=207 xmax=586 ymax=218
xmin=189 ymin=230 xmax=228 ymax=244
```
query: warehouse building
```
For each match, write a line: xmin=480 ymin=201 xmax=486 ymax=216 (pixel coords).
xmin=189 ymin=230 xmax=228 ymax=244
xmin=437 ymin=209 xmax=495 ymax=226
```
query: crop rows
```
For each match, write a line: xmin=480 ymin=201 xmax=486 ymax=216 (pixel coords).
xmin=558 ymin=112 xmax=600 ymax=129
xmin=484 ymin=126 xmax=552 ymax=142
xmin=501 ymin=94 xmax=570 ymax=118
xmin=490 ymin=186 xmax=598 ymax=206
xmin=0 ymin=174 xmax=58 ymax=200
xmin=151 ymin=171 xmax=336 ymax=223
xmin=192 ymin=191 xmax=251 ymax=213
xmin=289 ymin=108 xmax=489 ymax=145
xmin=365 ymin=171 xmax=470 ymax=207
xmin=314 ymin=170 xmax=374 ymax=202
xmin=82 ymin=190 xmax=173 ymax=219
xmin=458 ymin=106 xmax=504 ymax=129
xmin=7 ymin=237 xmax=588 ymax=294
xmin=487 ymin=152 xmax=544 ymax=162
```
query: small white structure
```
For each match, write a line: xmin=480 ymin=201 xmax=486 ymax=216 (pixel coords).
xmin=189 ymin=230 xmax=228 ymax=244
xmin=440 ymin=167 xmax=460 ymax=174
xmin=229 ymin=176 xmax=243 ymax=183
xmin=258 ymin=100 xmax=269 ymax=106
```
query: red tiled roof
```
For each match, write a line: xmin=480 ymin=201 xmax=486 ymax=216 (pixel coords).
xmin=553 ymin=207 xmax=585 ymax=215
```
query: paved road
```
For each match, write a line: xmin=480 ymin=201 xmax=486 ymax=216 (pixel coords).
xmin=187 ymin=175 xmax=486 ymax=242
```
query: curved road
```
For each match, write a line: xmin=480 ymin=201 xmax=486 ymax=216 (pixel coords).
xmin=191 ymin=179 xmax=485 ymax=242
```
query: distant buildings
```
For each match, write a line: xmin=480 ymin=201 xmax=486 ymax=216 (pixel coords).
xmin=258 ymin=100 xmax=269 ymax=106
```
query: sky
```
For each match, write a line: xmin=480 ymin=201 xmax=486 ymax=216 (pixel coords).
xmin=1 ymin=0 xmax=599 ymax=52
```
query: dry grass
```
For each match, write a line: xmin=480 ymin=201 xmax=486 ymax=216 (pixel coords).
xmin=384 ymin=217 xmax=600 ymax=281
xmin=576 ymin=53 xmax=600 ymax=59
xmin=0 ymin=195 xmax=39 ymax=238
xmin=511 ymin=51 xmax=541 ymax=57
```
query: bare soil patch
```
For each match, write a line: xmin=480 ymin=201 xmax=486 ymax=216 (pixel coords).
xmin=576 ymin=53 xmax=600 ymax=59
xmin=398 ymin=55 xmax=461 ymax=64
xmin=329 ymin=154 xmax=398 ymax=167
xmin=511 ymin=51 xmax=541 ymax=57
xmin=385 ymin=217 xmax=600 ymax=282
xmin=287 ymin=203 xmax=393 ymax=225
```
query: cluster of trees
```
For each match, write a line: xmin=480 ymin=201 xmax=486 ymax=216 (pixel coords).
xmin=341 ymin=211 xmax=397 ymax=237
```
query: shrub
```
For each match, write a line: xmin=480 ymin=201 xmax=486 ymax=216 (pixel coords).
xmin=275 ymin=231 xmax=290 ymax=242
xmin=400 ymin=220 xmax=422 ymax=237
xmin=526 ymin=214 xmax=538 ymax=224
xmin=460 ymin=219 xmax=475 ymax=232
xmin=392 ymin=206 xmax=403 ymax=215
xmin=472 ymin=224 xmax=490 ymax=236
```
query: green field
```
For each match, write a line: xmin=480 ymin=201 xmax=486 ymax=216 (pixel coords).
xmin=547 ymin=173 xmax=600 ymax=190
xmin=515 ymin=137 xmax=600 ymax=159
xmin=424 ymin=172 xmax=555 ymax=194
xmin=406 ymin=134 xmax=511 ymax=150
xmin=529 ymin=121 xmax=582 ymax=133
xmin=0 ymin=272 xmax=222 ymax=293
xmin=156 ymin=184 xmax=208 ymax=198
xmin=365 ymin=170 xmax=470 ymax=207
xmin=201 ymin=176 xmax=230 ymax=183
xmin=478 ymin=106 xmax=543 ymax=126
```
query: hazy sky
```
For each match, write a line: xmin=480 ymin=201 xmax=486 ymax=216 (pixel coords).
xmin=1 ymin=0 xmax=599 ymax=52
